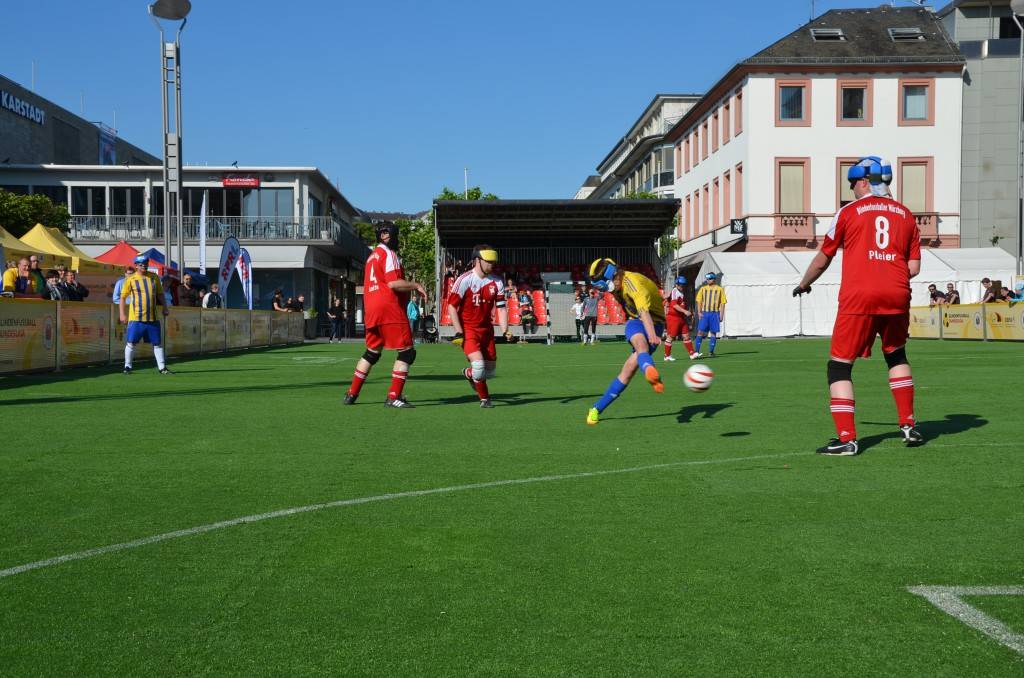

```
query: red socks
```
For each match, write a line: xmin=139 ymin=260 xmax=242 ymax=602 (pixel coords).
xmin=664 ymin=340 xmax=672 ymax=357
xmin=889 ymin=376 xmax=915 ymax=426
xmin=463 ymin=367 xmax=489 ymax=399
xmin=830 ymin=398 xmax=856 ymax=442
xmin=683 ymin=338 xmax=696 ymax=355
xmin=348 ymin=368 xmax=367 ymax=397
xmin=387 ymin=370 xmax=407 ymax=400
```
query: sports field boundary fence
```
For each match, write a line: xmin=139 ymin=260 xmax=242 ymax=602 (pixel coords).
xmin=0 ymin=299 xmax=305 ymax=375
xmin=908 ymin=303 xmax=1024 ymax=341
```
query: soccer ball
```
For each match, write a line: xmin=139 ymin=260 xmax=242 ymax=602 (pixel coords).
xmin=683 ymin=364 xmax=714 ymax=392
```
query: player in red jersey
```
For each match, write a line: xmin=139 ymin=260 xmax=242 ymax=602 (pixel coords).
xmin=663 ymin=275 xmax=697 ymax=361
xmin=344 ymin=222 xmax=426 ymax=408
xmin=446 ymin=245 xmax=510 ymax=408
xmin=794 ymin=156 xmax=924 ymax=455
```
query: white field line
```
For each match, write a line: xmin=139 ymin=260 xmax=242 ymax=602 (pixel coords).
xmin=0 ymin=452 xmax=801 ymax=580
xmin=907 ymin=585 xmax=1024 ymax=656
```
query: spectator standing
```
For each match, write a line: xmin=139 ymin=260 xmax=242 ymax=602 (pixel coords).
xmin=583 ymin=289 xmax=600 ymax=345
xmin=288 ymin=294 xmax=305 ymax=313
xmin=407 ymin=291 xmax=420 ymax=341
xmin=40 ymin=270 xmax=69 ymax=301
xmin=27 ymin=255 xmax=45 ymax=292
xmin=161 ymin=275 xmax=177 ymax=307
xmin=327 ymin=298 xmax=345 ymax=342
xmin=112 ymin=267 xmax=135 ymax=306
xmin=3 ymin=258 xmax=39 ymax=297
xmin=202 ymin=283 xmax=223 ymax=308
xmin=927 ymin=284 xmax=946 ymax=307
xmin=571 ymin=293 xmax=584 ymax=342
xmin=980 ymin=278 xmax=997 ymax=303
xmin=944 ymin=283 xmax=960 ymax=305
xmin=519 ymin=291 xmax=537 ymax=337
xmin=272 ymin=289 xmax=287 ymax=311
xmin=177 ymin=274 xmax=199 ymax=307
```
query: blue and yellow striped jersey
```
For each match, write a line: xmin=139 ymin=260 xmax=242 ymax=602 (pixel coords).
xmin=121 ymin=271 xmax=165 ymax=322
xmin=617 ymin=271 xmax=666 ymax=323
xmin=695 ymin=283 xmax=727 ymax=313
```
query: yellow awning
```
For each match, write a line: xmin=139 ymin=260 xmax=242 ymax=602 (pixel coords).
xmin=19 ymin=224 xmax=119 ymax=273
xmin=0 ymin=224 xmax=72 ymax=269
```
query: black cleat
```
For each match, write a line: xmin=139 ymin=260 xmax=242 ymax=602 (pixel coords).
xmin=159 ymin=368 xmax=173 ymax=375
xmin=900 ymin=425 xmax=924 ymax=447
xmin=123 ymin=365 xmax=132 ymax=374
xmin=480 ymin=398 xmax=494 ymax=409
xmin=816 ymin=439 xmax=860 ymax=456
xmin=343 ymin=392 xmax=357 ymax=405
xmin=384 ymin=396 xmax=416 ymax=408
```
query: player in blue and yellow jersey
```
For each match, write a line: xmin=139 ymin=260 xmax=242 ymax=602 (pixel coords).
xmin=694 ymin=272 xmax=727 ymax=358
xmin=119 ymin=254 xmax=171 ymax=374
xmin=585 ymin=258 xmax=665 ymax=425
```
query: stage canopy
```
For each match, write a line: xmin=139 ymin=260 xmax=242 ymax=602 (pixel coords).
xmin=20 ymin=224 xmax=116 ymax=273
xmin=0 ymin=224 xmax=71 ymax=269
xmin=95 ymin=241 xmax=141 ymax=267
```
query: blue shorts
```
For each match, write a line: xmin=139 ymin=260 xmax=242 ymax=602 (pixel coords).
xmin=126 ymin=320 xmax=162 ymax=345
xmin=697 ymin=312 xmax=721 ymax=334
xmin=624 ymin=319 xmax=664 ymax=352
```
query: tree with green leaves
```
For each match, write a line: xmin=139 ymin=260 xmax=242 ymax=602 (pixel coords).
xmin=0 ymin=189 xmax=70 ymax=238
xmin=436 ymin=186 xmax=499 ymax=202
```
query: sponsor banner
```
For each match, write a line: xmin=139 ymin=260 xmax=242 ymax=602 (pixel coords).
xmin=271 ymin=312 xmax=290 ymax=344
xmin=59 ymin=302 xmax=110 ymax=367
xmin=217 ymin=236 xmax=241 ymax=297
xmin=289 ymin=312 xmax=304 ymax=343
xmin=198 ymin=192 xmax=207 ymax=271
xmin=908 ymin=306 xmax=940 ymax=339
xmin=166 ymin=306 xmax=201 ymax=356
xmin=984 ymin=302 xmax=1024 ymax=341
xmin=0 ymin=299 xmax=56 ymax=374
xmin=222 ymin=175 xmax=260 ymax=188
xmin=236 ymin=248 xmax=253 ymax=310
xmin=226 ymin=309 xmax=250 ymax=349
xmin=110 ymin=306 xmax=154 ymax=361
xmin=201 ymin=309 xmax=227 ymax=352
xmin=941 ymin=304 xmax=986 ymax=340
xmin=251 ymin=311 xmax=271 ymax=346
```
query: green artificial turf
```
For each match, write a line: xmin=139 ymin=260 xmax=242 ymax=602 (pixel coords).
xmin=1 ymin=338 xmax=1021 ymax=676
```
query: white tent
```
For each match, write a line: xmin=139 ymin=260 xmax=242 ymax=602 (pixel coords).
xmin=698 ymin=247 xmax=1016 ymax=337
xmin=698 ymin=252 xmax=800 ymax=337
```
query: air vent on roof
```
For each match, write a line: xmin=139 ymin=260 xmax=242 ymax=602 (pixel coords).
xmin=810 ymin=28 xmax=846 ymax=41
xmin=889 ymin=27 xmax=925 ymax=42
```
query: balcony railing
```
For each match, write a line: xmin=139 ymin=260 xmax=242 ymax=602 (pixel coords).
xmin=773 ymin=214 xmax=816 ymax=244
xmin=69 ymin=215 xmax=363 ymax=247
xmin=915 ymin=213 xmax=938 ymax=241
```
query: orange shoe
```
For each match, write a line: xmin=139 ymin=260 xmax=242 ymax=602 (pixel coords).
xmin=644 ymin=364 xmax=664 ymax=393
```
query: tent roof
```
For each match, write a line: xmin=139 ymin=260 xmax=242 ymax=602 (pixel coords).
xmin=20 ymin=224 xmax=98 ymax=263
xmin=928 ymin=247 xmax=1016 ymax=280
xmin=95 ymin=240 xmax=141 ymax=266
xmin=139 ymin=248 xmax=180 ymax=271
xmin=782 ymin=251 xmax=843 ymax=284
xmin=704 ymin=252 xmax=799 ymax=285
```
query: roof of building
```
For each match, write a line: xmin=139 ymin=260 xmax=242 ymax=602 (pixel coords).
xmin=595 ymin=93 xmax=702 ymax=173
xmin=746 ymin=6 xmax=963 ymax=65
xmin=433 ymin=199 xmax=678 ymax=244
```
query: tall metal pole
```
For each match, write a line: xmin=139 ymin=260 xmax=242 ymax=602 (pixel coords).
xmin=1013 ymin=8 xmax=1024 ymax=276
xmin=173 ymin=29 xmax=185 ymax=277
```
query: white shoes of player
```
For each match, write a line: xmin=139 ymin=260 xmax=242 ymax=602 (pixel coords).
xmin=664 ymin=355 xmax=677 ymax=362
xmin=690 ymin=352 xmax=702 ymax=360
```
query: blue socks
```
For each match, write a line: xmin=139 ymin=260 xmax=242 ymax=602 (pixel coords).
xmin=709 ymin=337 xmax=717 ymax=354
xmin=594 ymin=377 xmax=627 ymax=413
xmin=694 ymin=336 xmax=703 ymax=352
xmin=637 ymin=351 xmax=654 ymax=374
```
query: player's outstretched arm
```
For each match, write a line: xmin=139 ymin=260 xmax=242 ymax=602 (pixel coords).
xmin=794 ymin=251 xmax=833 ymax=296
xmin=497 ymin=307 xmax=509 ymax=337
xmin=388 ymin=279 xmax=426 ymax=296
xmin=908 ymin=259 xmax=921 ymax=279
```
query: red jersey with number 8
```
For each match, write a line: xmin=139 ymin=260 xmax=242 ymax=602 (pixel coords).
xmin=821 ymin=194 xmax=921 ymax=315
xmin=447 ymin=271 xmax=505 ymax=330
xmin=363 ymin=243 xmax=409 ymax=326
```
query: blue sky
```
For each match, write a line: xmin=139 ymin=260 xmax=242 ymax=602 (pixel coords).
xmin=2 ymin=0 xmax=885 ymax=212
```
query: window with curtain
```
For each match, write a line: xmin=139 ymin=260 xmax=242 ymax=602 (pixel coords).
xmin=779 ymin=86 xmax=804 ymax=121
xmin=779 ymin=164 xmax=805 ymax=213
xmin=839 ymin=162 xmax=856 ymax=207
xmin=901 ymin=164 xmax=927 ymax=213
xmin=902 ymin=85 xmax=927 ymax=121
xmin=841 ymin=87 xmax=865 ymax=121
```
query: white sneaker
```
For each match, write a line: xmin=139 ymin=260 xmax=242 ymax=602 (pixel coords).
xmin=690 ymin=352 xmax=702 ymax=359
xmin=664 ymin=355 xmax=677 ymax=362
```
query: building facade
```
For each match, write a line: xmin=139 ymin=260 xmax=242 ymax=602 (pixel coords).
xmin=579 ymin=94 xmax=701 ymax=201
xmin=666 ymin=6 xmax=965 ymax=273
xmin=937 ymin=0 xmax=1022 ymax=261
xmin=0 ymin=74 xmax=159 ymax=167
xmin=0 ymin=164 xmax=367 ymax=314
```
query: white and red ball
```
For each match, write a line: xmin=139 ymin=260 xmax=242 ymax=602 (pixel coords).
xmin=683 ymin=364 xmax=714 ymax=392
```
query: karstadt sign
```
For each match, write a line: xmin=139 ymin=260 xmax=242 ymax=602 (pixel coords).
xmin=1 ymin=90 xmax=45 ymax=125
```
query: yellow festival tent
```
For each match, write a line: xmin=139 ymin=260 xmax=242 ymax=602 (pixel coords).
xmin=20 ymin=224 xmax=120 ymax=274
xmin=0 ymin=224 xmax=72 ymax=269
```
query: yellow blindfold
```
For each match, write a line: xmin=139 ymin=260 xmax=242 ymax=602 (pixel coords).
xmin=476 ymin=249 xmax=499 ymax=263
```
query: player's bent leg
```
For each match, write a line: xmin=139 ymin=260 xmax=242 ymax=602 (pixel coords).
xmin=884 ymin=345 xmax=921 ymax=445
xmin=123 ymin=342 xmax=135 ymax=373
xmin=628 ymin=331 xmax=662 ymax=394
xmin=682 ymin=332 xmax=697 ymax=358
xmin=345 ymin=348 xmax=381 ymax=404
xmin=819 ymin=358 xmax=859 ymax=455
xmin=385 ymin=346 xmax=416 ymax=406
xmin=588 ymin=354 xmax=638 ymax=424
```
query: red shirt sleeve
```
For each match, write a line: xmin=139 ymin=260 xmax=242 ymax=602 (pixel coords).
xmin=446 ymin=275 xmax=465 ymax=310
xmin=907 ymin=215 xmax=921 ymax=261
xmin=821 ymin=208 xmax=846 ymax=257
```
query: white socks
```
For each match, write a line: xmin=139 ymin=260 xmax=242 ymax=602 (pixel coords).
xmin=124 ymin=343 xmax=135 ymax=368
xmin=154 ymin=346 xmax=166 ymax=370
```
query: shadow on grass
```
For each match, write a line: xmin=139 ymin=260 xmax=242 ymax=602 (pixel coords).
xmin=857 ymin=413 xmax=988 ymax=451
xmin=603 ymin=402 xmax=735 ymax=423
xmin=413 ymin=392 xmax=600 ymax=407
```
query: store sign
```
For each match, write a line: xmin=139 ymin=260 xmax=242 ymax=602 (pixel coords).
xmin=1 ymin=90 xmax=45 ymax=125
xmin=730 ymin=218 xmax=747 ymax=235
xmin=222 ymin=175 xmax=260 ymax=188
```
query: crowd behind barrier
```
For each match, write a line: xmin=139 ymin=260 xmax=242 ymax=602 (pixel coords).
xmin=0 ymin=299 xmax=305 ymax=375
xmin=908 ymin=302 xmax=1024 ymax=341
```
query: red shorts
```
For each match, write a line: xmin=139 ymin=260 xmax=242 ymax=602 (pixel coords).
xmin=463 ymin=327 xmax=497 ymax=361
xmin=666 ymin=315 xmax=689 ymax=338
xmin=365 ymin=322 xmax=413 ymax=351
xmin=830 ymin=313 xmax=909 ymax=361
